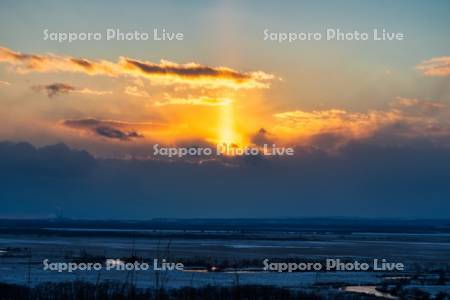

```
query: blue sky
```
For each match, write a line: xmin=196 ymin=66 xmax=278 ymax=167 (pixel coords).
xmin=1 ymin=0 xmax=449 ymax=111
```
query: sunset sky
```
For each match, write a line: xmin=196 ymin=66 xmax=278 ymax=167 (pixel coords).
xmin=1 ymin=0 xmax=450 ymax=218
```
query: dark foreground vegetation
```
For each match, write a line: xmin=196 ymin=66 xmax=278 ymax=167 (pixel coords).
xmin=1 ymin=280 xmax=449 ymax=299
xmin=0 ymin=281 xmax=324 ymax=300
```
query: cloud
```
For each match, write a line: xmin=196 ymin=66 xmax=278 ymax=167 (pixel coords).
xmin=390 ymin=97 xmax=446 ymax=115
xmin=32 ymin=82 xmax=112 ymax=98
xmin=121 ymin=58 xmax=273 ymax=88
xmin=0 ymin=46 xmax=274 ymax=89
xmin=1 ymin=140 xmax=450 ymax=218
xmin=250 ymin=128 xmax=274 ymax=146
xmin=155 ymin=95 xmax=232 ymax=106
xmin=124 ymin=85 xmax=150 ymax=97
xmin=63 ymin=118 xmax=154 ymax=129
xmin=95 ymin=126 xmax=142 ymax=141
xmin=62 ymin=118 xmax=150 ymax=141
xmin=32 ymin=83 xmax=76 ymax=97
xmin=274 ymin=108 xmax=398 ymax=140
xmin=273 ymin=98 xmax=450 ymax=148
xmin=0 ymin=46 xmax=117 ymax=75
xmin=0 ymin=47 xmax=46 ymax=68
xmin=416 ymin=56 xmax=450 ymax=76
xmin=77 ymin=88 xmax=112 ymax=96
xmin=0 ymin=141 xmax=95 ymax=178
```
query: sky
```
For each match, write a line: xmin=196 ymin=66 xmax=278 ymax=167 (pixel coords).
xmin=0 ymin=0 xmax=450 ymax=218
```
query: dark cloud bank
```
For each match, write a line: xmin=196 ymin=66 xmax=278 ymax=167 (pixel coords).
xmin=0 ymin=139 xmax=449 ymax=219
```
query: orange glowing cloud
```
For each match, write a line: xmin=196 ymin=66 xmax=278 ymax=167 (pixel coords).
xmin=0 ymin=47 xmax=117 ymax=75
xmin=120 ymin=58 xmax=273 ymax=89
xmin=0 ymin=46 xmax=273 ymax=89
xmin=416 ymin=56 xmax=450 ymax=77
xmin=273 ymin=109 xmax=399 ymax=139
xmin=272 ymin=98 xmax=449 ymax=143
xmin=155 ymin=95 xmax=232 ymax=106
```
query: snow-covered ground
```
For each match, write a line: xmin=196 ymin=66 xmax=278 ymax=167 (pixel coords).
xmin=0 ymin=229 xmax=449 ymax=298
